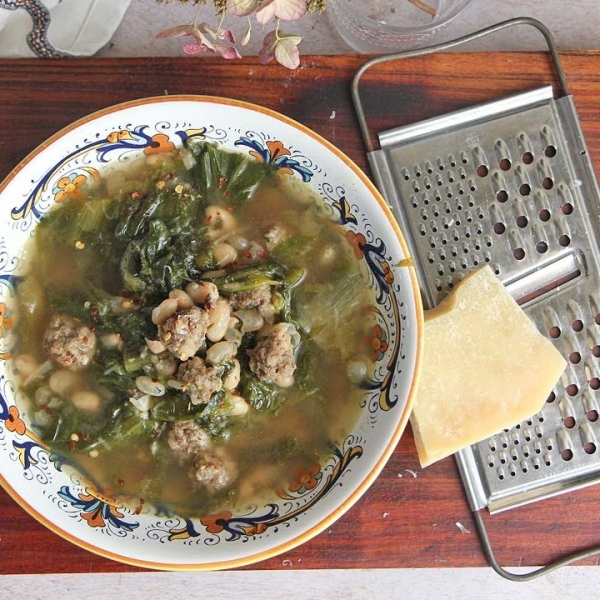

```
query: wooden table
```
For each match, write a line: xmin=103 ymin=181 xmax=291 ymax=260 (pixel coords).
xmin=1 ymin=52 xmax=600 ymax=574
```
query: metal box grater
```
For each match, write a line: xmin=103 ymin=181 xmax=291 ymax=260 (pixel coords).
xmin=352 ymin=18 xmax=600 ymax=578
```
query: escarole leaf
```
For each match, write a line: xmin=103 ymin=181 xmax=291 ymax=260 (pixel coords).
xmin=205 ymin=260 xmax=287 ymax=293
xmin=151 ymin=393 xmax=207 ymax=422
xmin=80 ymin=404 xmax=163 ymax=453
xmin=187 ymin=141 xmax=271 ymax=206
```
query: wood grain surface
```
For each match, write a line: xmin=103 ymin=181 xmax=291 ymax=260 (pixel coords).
xmin=1 ymin=51 xmax=600 ymax=574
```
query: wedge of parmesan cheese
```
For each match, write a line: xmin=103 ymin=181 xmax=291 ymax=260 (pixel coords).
xmin=411 ymin=265 xmax=566 ymax=468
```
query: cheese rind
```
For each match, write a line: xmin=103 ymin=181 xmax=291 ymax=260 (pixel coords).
xmin=411 ymin=265 xmax=566 ymax=467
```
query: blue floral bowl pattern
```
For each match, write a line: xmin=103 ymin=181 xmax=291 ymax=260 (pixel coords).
xmin=0 ymin=96 xmax=423 ymax=570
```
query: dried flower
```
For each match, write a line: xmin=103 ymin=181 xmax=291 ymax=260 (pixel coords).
xmin=155 ymin=0 xmax=327 ymax=69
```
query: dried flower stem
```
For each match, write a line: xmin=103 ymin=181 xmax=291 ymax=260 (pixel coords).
xmin=409 ymin=0 xmax=437 ymax=18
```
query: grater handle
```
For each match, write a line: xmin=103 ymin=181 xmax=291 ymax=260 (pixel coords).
xmin=351 ymin=17 xmax=569 ymax=153
xmin=471 ymin=509 xmax=600 ymax=581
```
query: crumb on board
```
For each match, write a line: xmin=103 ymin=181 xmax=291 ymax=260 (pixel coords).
xmin=455 ymin=522 xmax=470 ymax=534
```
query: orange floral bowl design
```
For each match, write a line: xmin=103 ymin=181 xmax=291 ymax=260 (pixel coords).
xmin=0 ymin=97 xmax=423 ymax=571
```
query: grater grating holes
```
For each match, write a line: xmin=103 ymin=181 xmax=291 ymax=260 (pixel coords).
xmin=539 ymin=208 xmax=551 ymax=221
xmin=566 ymin=384 xmax=578 ymax=397
xmin=562 ymin=202 xmax=573 ymax=215
xmin=519 ymin=183 xmax=532 ymax=196
xmin=542 ymin=177 xmax=554 ymax=190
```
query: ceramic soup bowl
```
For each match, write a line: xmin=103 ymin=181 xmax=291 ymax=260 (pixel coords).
xmin=0 ymin=96 xmax=422 ymax=570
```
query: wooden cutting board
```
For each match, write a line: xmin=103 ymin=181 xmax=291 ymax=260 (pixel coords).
xmin=0 ymin=51 xmax=600 ymax=574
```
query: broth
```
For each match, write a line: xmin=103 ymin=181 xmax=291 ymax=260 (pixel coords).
xmin=13 ymin=142 xmax=375 ymax=516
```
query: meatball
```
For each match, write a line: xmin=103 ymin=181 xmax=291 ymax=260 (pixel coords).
xmin=159 ymin=306 xmax=209 ymax=361
xmin=192 ymin=451 xmax=236 ymax=491
xmin=166 ymin=420 xmax=211 ymax=460
xmin=247 ymin=323 xmax=297 ymax=387
xmin=43 ymin=314 xmax=96 ymax=371
xmin=228 ymin=285 xmax=272 ymax=311
xmin=176 ymin=356 xmax=222 ymax=405
xmin=166 ymin=421 xmax=236 ymax=492
xmin=263 ymin=223 xmax=288 ymax=251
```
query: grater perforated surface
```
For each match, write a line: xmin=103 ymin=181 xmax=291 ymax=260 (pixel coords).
xmin=367 ymin=85 xmax=600 ymax=513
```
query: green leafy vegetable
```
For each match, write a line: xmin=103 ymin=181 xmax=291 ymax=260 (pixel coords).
xmin=81 ymin=404 xmax=163 ymax=453
xmin=188 ymin=141 xmax=271 ymax=207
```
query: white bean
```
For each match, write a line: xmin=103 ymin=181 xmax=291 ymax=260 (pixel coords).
xmin=319 ymin=244 xmax=337 ymax=266
xmin=130 ymin=393 xmax=152 ymax=413
xmin=223 ymin=359 xmax=241 ymax=391
xmin=145 ymin=337 xmax=167 ymax=354
xmin=224 ymin=327 xmax=243 ymax=345
xmin=205 ymin=205 xmax=237 ymax=240
xmin=272 ymin=321 xmax=301 ymax=347
xmin=151 ymin=298 xmax=178 ymax=325
xmin=185 ymin=281 xmax=219 ymax=306
xmin=48 ymin=370 xmax=80 ymax=396
xmin=71 ymin=391 xmax=101 ymax=412
xmin=276 ymin=374 xmax=295 ymax=389
xmin=167 ymin=379 xmax=186 ymax=391
xmin=235 ymin=309 xmax=264 ymax=333
xmin=228 ymin=235 xmax=249 ymax=251
xmin=34 ymin=385 xmax=53 ymax=406
xmin=226 ymin=394 xmax=249 ymax=416
xmin=13 ymin=354 xmax=39 ymax=379
xmin=100 ymin=333 xmax=123 ymax=351
xmin=207 ymin=299 xmax=231 ymax=342
xmin=224 ymin=316 xmax=243 ymax=345
xmin=206 ymin=341 xmax=237 ymax=366
xmin=347 ymin=359 xmax=368 ymax=383
xmin=169 ymin=289 xmax=194 ymax=310
xmin=258 ymin=303 xmax=276 ymax=323
xmin=150 ymin=353 xmax=178 ymax=377
xmin=135 ymin=375 xmax=166 ymax=397
xmin=33 ymin=409 xmax=52 ymax=428
xmin=23 ymin=360 xmax=53 ymax=388
xmin=213 ymin=242 xmax=237 ymax=267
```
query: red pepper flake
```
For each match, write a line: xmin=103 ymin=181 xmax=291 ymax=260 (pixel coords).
xmin=91 ymin=306 xmax=99 ymax=315
xmin=204 ymin=214 xmax=213 ymax=224
xmin=217 ymin=176 xmax=227 ymax=188
xmin=164 ymin=172 xmax=174 ymax=181
xmin=117 ymin=479 xmax=125 ymax=486
xmin=131 ymin=191 xmax=142 ymax=200
xmin=134 ymin=498 xmax=145 ymax=515
xmin=225 ymin=206 xmax=233 ymax=212
xmin=123 ymin=209 xmax=131 ymax=217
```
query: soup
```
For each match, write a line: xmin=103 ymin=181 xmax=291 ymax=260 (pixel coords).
xmin=13 ymin=141 xmax=375 ymax=516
